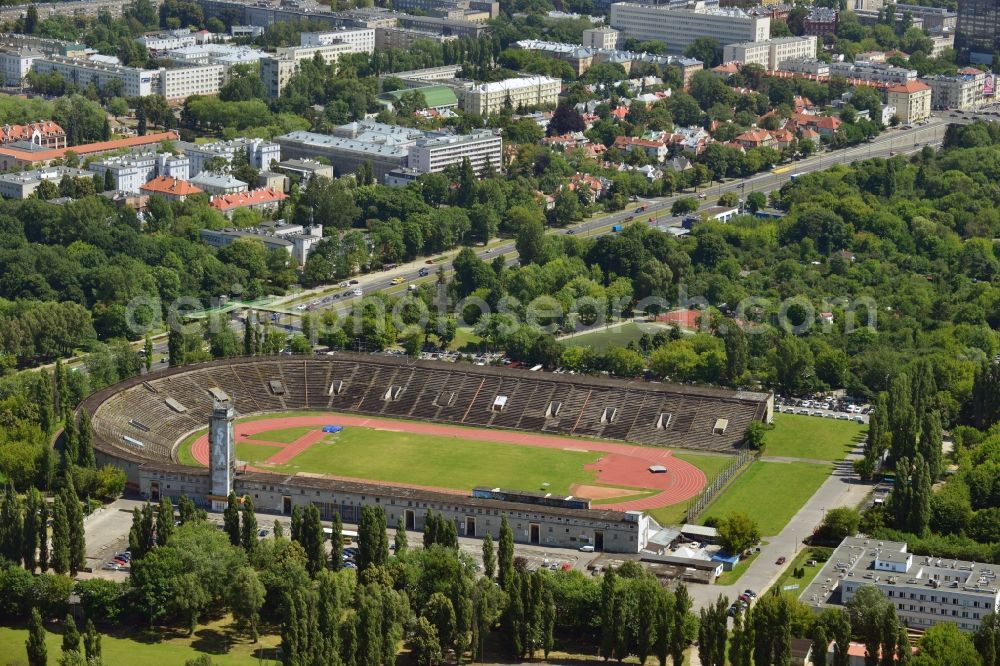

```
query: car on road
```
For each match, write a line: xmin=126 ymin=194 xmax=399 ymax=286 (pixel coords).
xmin=579 ymin=545 xmax=595 ymax=552
xmin=349 ymin=279 xmax=359 ymax=285
xmin=776 ymin=556 xmax=787 ymax=565
xmin=566 ymin=228 xmax=575 ymax=234
xmin=698 ymin=193 xmax=707 ymax=199
xmin=743 ymin=589 xmax=757 ymax=599
xmin=417 ymin=269 xmax=429 ymax=277
xmin=390 ymin=277 xmax=404 ymax=285
xmin=352 ymin=288 xmax=363 ymax=297
xmin=339 ymin=281 xmax=349 ymax=287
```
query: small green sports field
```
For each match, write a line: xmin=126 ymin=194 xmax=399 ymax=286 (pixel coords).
xmin=764 ymin=413 xmax=866 ymax=461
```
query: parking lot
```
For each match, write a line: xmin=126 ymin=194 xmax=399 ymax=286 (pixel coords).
xmin=774 ymin=395 xmax=870 ymax=424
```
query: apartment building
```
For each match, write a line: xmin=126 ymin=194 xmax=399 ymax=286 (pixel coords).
xmin=396 ymin=13 xmax=489 ymax=38
xmin=0 ymin=48 xmax=39 ymax=86
xmin=829 ymin=60 xmax=917 ymax=85
xmin=88 ymin=152 xmax=190 ymax=193
xmin=138 ymin=29 xmax=202 ymax=52
xmin=777 ymin=56 xmax=830 ymax=76
xmin=462 ymin=76 xmax=561 ymax=116
xmin=157 ymin=64 xmax=225 ymax=100
xmin=140 ymin=176 xmax=203 ymax=202
xmin=0 ymin=121 xmax=65 ymax=149
xmin=802 ymin=537 xmax=1000 ymax=633
xmin=177 ymin=137 xmax=281 ymax=177
xmin=921 ymin=68 xmax=986 ymax=110
xmin=722 ymin=35 xmax=816 ymax=69
xmin=300 ymin=28 xmax=375 ymax=53
xmin=582 ymin=27 xmax=619 ymax=50
xmin=260 ymin=42 xmax=354 ymax=97
xmin=32 ymin=56 xmax=224 ymax=99
xmin=376 ymin=27 xmax=457 ymax=50
xmin=886 ymin=80 xmax=932 ymax=123
xmin=190 ymin=172 xmax=249 ymax=195
xmin=277 ymin=120 xmax=502 ymax=182
xmin=804 ymin=7 xmax=838 ymax=36
xmin=407 ymin=130 xmax=502 ymax=174
xmin=610 ymin=1 xmax=770 ymax=55
xmin=166 ymin=44 xmax=266 ymax=66
xmin=0 ymin=165 xmax=91 ymax=199
xmin=957 ymin=0 xmax=1000 ymax=62
xmin=200 ymin=221 xmax=321 ymax=264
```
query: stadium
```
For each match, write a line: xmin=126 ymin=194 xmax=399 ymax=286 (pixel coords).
xmin=82 ymin=353 xmax=773 ymax=553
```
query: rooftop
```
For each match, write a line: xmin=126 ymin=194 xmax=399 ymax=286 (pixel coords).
xmin=140 ymin=176 xmax=203 ymax=196
xmin=0 ymin=131 xmax=179 ymax=163
xmin=468 ymin=75 xmax=560 ymax=94
xmin=210 ymin=187 xmax=287 ymax=211
xmin=887 ymin=80 xmax=931 ymax=93
xmin=190 ymin=172 xmax=249 ymax=189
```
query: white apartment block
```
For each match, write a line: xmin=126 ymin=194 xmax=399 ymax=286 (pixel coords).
xmin=722 ymin=35 xmax=816 ymax=70
xmin=158 ymin=64 xmax=225 ymax=100
xmin=610 ymin=1 xmax=770 ymax=55
xmin=88 ymin=152 xmax=190 ymax=194
xmin=462 ymin=76 xmax=561 ymax=116
xmin=0 ymin=48 xmax=39 ymax=86
xmin=33 ymin=56 xmax=157 ymax=97
xmin=778 ymin=56 xmax=830 ymax=76
xmin=922 ymin=70 xmax=986 ymax=110
xmin=802 ymin=537 xmax=1000 ymax=633
xmin=138 ymin=29 xmax=200 ymax=52
xmin=828 ymin=60 xmax=917 ymax=85
xmin=407 ymin=130 xmax=502 ymax=174
xmin=300 ymin=28 xmax=376 ymax=54
xmin=178 ymin=137 xmax=281 ymax=177
xmin=0 ymin=165 xmax=91 ymax=199
xmin=166 ymin=44 xmax=266 ymax=67
xmin=260 ymin=42 xmax=354 ymax=98
xmin=582 ymin=27 xmax=619 ymax=50
xmin=32 ymin=56 xmax=223 ymax=100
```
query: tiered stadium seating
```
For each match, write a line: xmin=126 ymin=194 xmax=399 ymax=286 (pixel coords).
xmin=87 ymin=355 xmax=770 ymax=463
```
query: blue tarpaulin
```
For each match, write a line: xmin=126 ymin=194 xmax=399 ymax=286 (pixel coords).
xmin=323 ymin=425 xmax=343 ymax=433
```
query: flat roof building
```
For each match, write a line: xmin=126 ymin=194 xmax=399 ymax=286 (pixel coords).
xmin=801 ymin=536 xmax=1000 ymax=633
xmin=190 ymin=171 xmax=249 ymax=195
xmin=722 ymin=35 xmax=817 ymax=69
xmin=276 ymin=120 xmax=503 ymax=182
xmin=462 ymin=75 xmax=561 ymax=116
xmin=0 ymin=165 xmax=91 ymax=199
xmin=610 ymin=1 xmax=770 ymax=55
xmin=176 ymin=137 xmax=281 ymax=178
xmin=89 ymin=151 xmax=190 ymax=194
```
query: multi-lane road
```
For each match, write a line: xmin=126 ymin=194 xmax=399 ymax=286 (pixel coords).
xmin=262 ymin=117 xmax=950 ymax=322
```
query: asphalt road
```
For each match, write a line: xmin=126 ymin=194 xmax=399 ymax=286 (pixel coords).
xmin=233 ymin=117 xmax=950 ymax=339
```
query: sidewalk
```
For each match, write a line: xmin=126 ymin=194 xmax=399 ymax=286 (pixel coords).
xmin=687 ymin=442 xmax=872 ymax=610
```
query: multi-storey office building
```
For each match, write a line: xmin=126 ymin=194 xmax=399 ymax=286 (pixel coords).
xmin=610 ymin=1 xmax=770 ymax=55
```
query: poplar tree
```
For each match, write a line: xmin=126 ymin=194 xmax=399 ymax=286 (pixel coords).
xmin=329 ymin=512 xmax=343 ymax=571
xmin=394 ymin=518 xmax=407 ymax=554
xmin=62 ymin=413 xmax=78 ymax=469
xmin=155 ymin=497 xmax=174 ymax=547
xmin=63 ymin=477 xmax=85 ymax=575
xmin=83 ymin=619 xmax=101 ymax=663
xmin=22 ymin=488 xmax=42 ymax=572
xmin=223 ymin=492 xmax=240 ymax=547
xmin=302 ymin=503 xmax=325 ymax=577
xmin=0 ymin=486 xmax=23 ymax=566
xmin=50 ymin=496 xmax=70 ymax=575
xmin=61 ymin=615 xmax=80 ymax=654
xmin=357 ymin=505 xmax=388 ymax=573
xmin=290 ymin=505 xmax=303 ymax=543
xmin=918 ymin=410 xmax=943 ymax=480
xmin=481 ymin=533 xmax=496 ymax=580
xmin=77 ymin=411 xmax=95 ymax=469
xmin=672 ymin=584 xmax=693 ymax=666
xmin=36 ymin=370 xmax=54 ymax=435
xmin=37 ymin=499 xmax=48 ymax=571
xmin=498 ymin=515 xmax=514 ymax=590
xmin=240 ymin=497 xmax=258 ymax=554
xmin=26 ymin=608 xmax=46 ymax=666
xmin=128 ymin=503 xmax=155 ymax=560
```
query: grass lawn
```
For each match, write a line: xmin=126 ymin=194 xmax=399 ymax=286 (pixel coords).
xmin=560 ymin=322 xmax=673 ymax=353
xmin=0 ymin=618 xmax=281 ymax=666
xmin=235 ymin=442 xmax=283 ymax=464
xmin=258 ymin=427 xmax=605 ymax=496
xmin=764 ymin=413 xmax=865 ymax=461
xmin=644 ymin=452 xmax=735 ymax=526
xmin=246 ymin=426 xmax=316 ymax=444
xmin=450 ymin=327 xmax=483 ymax=352
xmin=700 ymin=461 xmax=832 ymax=536
xmin=175 ymin=430 xmax=202 ymax=467
xmin=771 ymin=546 xmax=834 ymax=595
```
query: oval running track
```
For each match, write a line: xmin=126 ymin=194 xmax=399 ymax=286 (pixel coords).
xmin=188 ymin=413 xmax=707 ymax=512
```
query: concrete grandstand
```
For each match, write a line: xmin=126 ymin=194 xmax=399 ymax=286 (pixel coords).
xmin=82 ymin=353 xmax=772 ymax=553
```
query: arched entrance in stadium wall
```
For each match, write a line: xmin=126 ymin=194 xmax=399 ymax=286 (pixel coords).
xmin=595 ymin=531 xmax=604 ymax=551
xmin=405 ymin=509 xmax=415 ymax=531
xmin=282 ymin=496 xmax=292 ymax=515
xmin=465 ymin=516 xmax=476 ymax=537
xmin=150 ymin=482 xmax=160 ymax=502
xmin=529 ymin=523 xmax=540 ymax=544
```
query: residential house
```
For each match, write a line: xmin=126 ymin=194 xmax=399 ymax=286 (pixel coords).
xmin=209 ymin=187 xmax=287 ymax=218
xmin=886 ymin=80 xmax=932 ymax=123
xmin=614 ymin=135 xmax=669 ymax=162
xmin=734 ymin=128 xmax=774 ymax=150
xmin=140 ymin=176 xmax=203 ymax=202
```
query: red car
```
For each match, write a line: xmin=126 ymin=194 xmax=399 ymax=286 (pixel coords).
xmin=776 ymin=556 xmax=787 ymax=565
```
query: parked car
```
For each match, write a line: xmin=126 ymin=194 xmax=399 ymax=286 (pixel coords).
xmin=579 ymin=545 xmax=595 ymax=553
xmin=776 ymin=556 xmax=787 ymax=565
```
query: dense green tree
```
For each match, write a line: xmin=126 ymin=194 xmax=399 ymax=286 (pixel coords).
xmin=301 ymin=503 xmax=325 ymax=578
xmin=240 ymin=497 xmax=258 ymax=555
xmin=357 ymin=505 xmax=388 ymax=574
xmin=329 ymin=512 xmax=343 ymax=572
xmin=26 ymin=607 xmax=46 ymax=666
xmin=498 ymin=515 xmax=514 ymax=591
xmin=481 ymin=533 xmax=496 ymax=580
xmin=156 ymin=497 xmax=174 ymax=547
